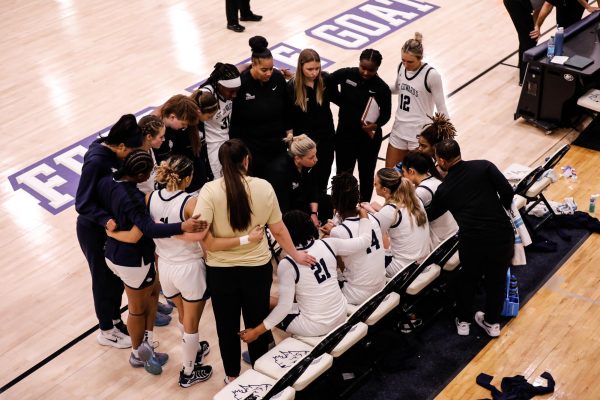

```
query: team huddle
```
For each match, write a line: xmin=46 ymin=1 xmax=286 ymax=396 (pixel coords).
xmin=76 ymin=32 xmax=515 ymax=390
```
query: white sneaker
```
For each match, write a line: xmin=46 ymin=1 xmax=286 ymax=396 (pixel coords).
xmin=474 ymin=311 xmax=501 ymax=337
xmin=455 ymin=318 xmax=470 ymax=336
xmin=97 ymin=328 xmax=132 ymax=349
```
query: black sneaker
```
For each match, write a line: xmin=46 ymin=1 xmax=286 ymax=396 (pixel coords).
xmin=226 ymin=23 xmax=245 ymax=32
xmin=179 ymin=364 xmax=213 ymax=388
xmin=194 ymin=340 xmax=210 ymax=365
xmin=240 ymin=13 xmax=263 ymax=21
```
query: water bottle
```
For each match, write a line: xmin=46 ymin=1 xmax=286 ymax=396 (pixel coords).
xmin=547 ymin=36 xmax=555 ymax=60
xmin=554 ymin=27 xmax=564 ymax=57
xmin=589 ymin=195 xmax=599 ymax=213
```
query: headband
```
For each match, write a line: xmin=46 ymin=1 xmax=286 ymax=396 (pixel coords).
xmin=218 ymin=77 xmax=241 ymax=88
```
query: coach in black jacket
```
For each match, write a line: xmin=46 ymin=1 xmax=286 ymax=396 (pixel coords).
xmin=428 ymin=140 xmax=514 ymax=338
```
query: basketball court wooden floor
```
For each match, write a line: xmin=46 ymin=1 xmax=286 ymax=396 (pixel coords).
xmin=1 ymin=0 xmax=599 ymax=398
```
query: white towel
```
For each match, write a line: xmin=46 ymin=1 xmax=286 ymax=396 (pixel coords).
xmin=510 ymin=199 xmax=532 ymax=266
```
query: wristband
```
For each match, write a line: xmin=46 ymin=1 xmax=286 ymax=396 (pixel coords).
xmin=239 ymin=235 xmax=250 ymax=245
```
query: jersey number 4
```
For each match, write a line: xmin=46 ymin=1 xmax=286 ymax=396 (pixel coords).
xmin=311 ymin=258 xmax=331 ymax=284
xmin=365 ymin=230 xmax=381 ymax=254
xmin=400 ymin=94 xmax=411 ymax=112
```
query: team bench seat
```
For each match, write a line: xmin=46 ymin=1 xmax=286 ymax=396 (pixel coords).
xmin=293 ymin=322 xmax=368 ymax=358
xmin=346 ymin=292 xmax=401 ymax=326
xmin=213 ymin=369 xmax=296 ymax=400
xmin=254 ymin=337 xmax=334 ymax=391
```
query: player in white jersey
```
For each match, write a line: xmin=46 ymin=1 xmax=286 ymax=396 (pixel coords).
xmin=239 ymin=207 xmax=372 ymax=342
xmin=402 ymin=151 xmax=458 ymax=247
xmin=362 ymin=168 xmax=431 ymax=278
xmin=197 ymin=63 xmax=241 ymax=178
xmin=327 ymin=173 xmax=386 ymax=305
xmin=145 ymin=154 xmax=265 ymax=386
xmin=136 ymin=115 xmax=165 ymax=194
xmin=386 ymin=32 xmax=449 ymax=168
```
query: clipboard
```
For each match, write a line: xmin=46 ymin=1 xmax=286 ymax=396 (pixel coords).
xmin=361 ymin=96 xmax=380 ymax=124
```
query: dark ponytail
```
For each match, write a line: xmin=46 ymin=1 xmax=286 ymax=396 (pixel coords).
xmin=403 ymin=150 xmax=442 ymax=180
xmin=218 ymin=139 xmax=253 ymax=231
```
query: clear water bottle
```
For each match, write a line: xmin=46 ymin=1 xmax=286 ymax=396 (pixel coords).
xmin=555 ymin=27 xmax=564 ymax=56
xmin=547 ymin=36 xmax=555 ymax=60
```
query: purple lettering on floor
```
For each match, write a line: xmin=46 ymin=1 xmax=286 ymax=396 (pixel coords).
xmin=306 ymin=0 xmax=439 ymax=49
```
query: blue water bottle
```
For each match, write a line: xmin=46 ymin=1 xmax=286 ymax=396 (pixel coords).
xmin=547 ymin=36 xmax=555 ymax=59
xmin=554 ymin=26 xmax=564 ymax=56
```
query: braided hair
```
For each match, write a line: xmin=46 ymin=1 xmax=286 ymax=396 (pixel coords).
xmin=155 ymin=155 xmax=194 ymax=192
xmin=359 ymin=48 xmax=383 ymax=66
xmin=114 ymin=149 xmax=154 ymax=181
xmin=138 ymin=115 xmax=164 ymax=138
xmin=201 ymin=62 xmax=240 ymax=90
xmin=331 ymin=173 xmax=360 ymax=220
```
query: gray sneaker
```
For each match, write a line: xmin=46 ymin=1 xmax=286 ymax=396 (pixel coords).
xmin=129 ymin=352 xmax=162 ymax=375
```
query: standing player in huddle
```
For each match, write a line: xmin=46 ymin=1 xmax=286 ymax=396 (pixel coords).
xmin=147 ymin=155 xmax=213 ymax=387
xmin=386 ymin=32 xmax=449 ymax=168
xmin=328 ymin=173 xmax=386 ymax=305
xmin=137 ymin=115 xmax=166 ymax=194
xmin=239 ymin=207 xmax=372 ymax=341
xmin=198 ymin=63 xmax=241 ymax=179
xmin=329 ymin=49 xmax=392 ymax=202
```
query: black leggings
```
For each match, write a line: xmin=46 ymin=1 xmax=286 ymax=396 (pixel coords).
xmin=207 ymin=262 xmax=273 ymax=377
xmin=335 ymin=133 xmax=382 ymax=203
xmin=76 ymin=218 xmax=124 ymax=331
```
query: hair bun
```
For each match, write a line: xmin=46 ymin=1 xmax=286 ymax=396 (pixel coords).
xmin=249 ymin=36 xmax=268 ymax=52
xmin=414 ymin=32 xmax=423 ymax=43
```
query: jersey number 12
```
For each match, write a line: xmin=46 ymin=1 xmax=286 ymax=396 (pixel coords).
xmin=400 ymin=94 xmax=411 ymax=112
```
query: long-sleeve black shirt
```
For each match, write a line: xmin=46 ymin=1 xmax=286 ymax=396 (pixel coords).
xmin=153 ymin=125 xmax=211 ymax=193
xmin=286 ymin=73 xmax=335 ymax=143
xmin=75 ymin=139 xmax=119 ymax=228
xmin=328 ymin=67 xmax=392 ymax=142
xmin=230 ymin=69 xmax=290 ymax=159
xmin=427 ymin=160 xmax=514 ymax=244
xmin=266 ymin=154 xmax=318 ymax=214
xmin=96 ymin=177 xmax=183 ymax=267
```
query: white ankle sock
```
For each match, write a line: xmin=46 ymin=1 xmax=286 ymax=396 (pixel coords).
xmin=145 ymin=330 xmax=154 ymax=344
xmin=101 ymin=328 xmax=114 ymax=336
xmin=182 ymin=332 xmax=199 ymax=375
xmin=177 ymin=321 xmax=184 ymax=336
xmin=132 ymin=348 xmax=139 ymax=358
xmin=112 ymin=319 xmax=121 ymax=325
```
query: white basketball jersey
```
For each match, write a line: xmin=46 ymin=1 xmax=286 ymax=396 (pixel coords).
xmin=416 ymin=177 xmax=458 ymax=247
xmin=201 ymin=85 xmax=233 ymax=145
xmin=148 ymin=189 xmax=203 ymax=264
xmin=377 ymin=203 xmax=431 ymax=276
xmin=330 ymin=214 xmax=386 ymax=304
xmin=282 ymin=240 xmax=347 ymax=327
xmin=391 ymin=63 xmax=436 ymax=142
